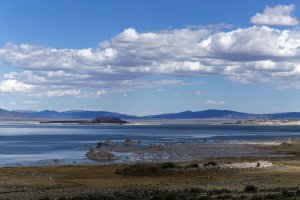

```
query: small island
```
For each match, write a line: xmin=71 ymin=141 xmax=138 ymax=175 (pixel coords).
xmin=39 ymin=116 xmax=129 ymax=124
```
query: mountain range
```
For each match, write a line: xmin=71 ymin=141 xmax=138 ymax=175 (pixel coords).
xmin=2 ymin=108 xmax=300 ymax=120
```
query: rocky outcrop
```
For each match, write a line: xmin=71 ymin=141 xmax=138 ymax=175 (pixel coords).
xmin=96 ymin=140 xmax=114 ymax=149
xmin=124 ymin=138 xmax=133 ymax=146
xmin=91 ymin=117 xmax=129 ymax=124
xmin=85 ymin=149 xmax=117 ymax=160
xmin=40 ymin=116 xmax=129 ymax=124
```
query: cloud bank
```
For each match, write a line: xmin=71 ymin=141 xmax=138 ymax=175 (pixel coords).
xmin=1 ymin=4 xmax=300 ymax=97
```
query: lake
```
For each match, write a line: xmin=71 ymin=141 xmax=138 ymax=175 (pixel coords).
xmin=0 ymin=121 xmax=300 ymax=166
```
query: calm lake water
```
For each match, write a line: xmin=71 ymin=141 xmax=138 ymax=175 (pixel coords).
xmin=0 ymin=121 xmax=300 ymax=166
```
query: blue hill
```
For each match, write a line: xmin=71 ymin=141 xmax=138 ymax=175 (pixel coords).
xmin=3 ymin=108 xmax=300 ymax=120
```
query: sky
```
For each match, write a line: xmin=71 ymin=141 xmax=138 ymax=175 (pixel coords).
xmin=1 ymin=0 xmax=300 ymax=115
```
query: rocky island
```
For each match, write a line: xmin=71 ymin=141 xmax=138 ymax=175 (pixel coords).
xmin=39 ymin=116 xmax=129 ymax=124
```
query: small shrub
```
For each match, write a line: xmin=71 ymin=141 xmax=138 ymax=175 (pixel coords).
xmin=282 ymin=190 xmax=296 ymax=197
xmin=116 ymin=163 xmax=163 ymax=176
xmin=190 ymin=187 xmax=206 ymax=193
xmin=264 ymin=193 xmax=283 ymax=199
xmin=216 ymin=194 xmax=232 ymax=199
xmin=116 ymin=162 xmax=180 ymax=176
xmin=160 ymin=162 xmax=177 ymax=169
xmin=237 ymin=195 xmax=248 ymax=199
xmin=186 ymin=163 xmax=199 ymax=168
xmin=251 ymin=195 xmax=263 ymax=200
xmin=198 ymin=196 xmax=213 ymax=200
xmin=216 ymin=189 xmax=230 ymax=194
xmin=151 ymin=194 xmax=164 ymax=200
xmin=164 ymin=192 xmax=176 ymax=200
xmin=208 ymin=189 xmax=230 ymax=195
xmin=70 ymin=196 xmax=86 ymax=200
xmin=244 ymin=185 xmax=258 ymax=193
xmin=39 ymin=197 xmax=51 ymax=200
xmin=203 ymin=161 xmax=217 ymax=167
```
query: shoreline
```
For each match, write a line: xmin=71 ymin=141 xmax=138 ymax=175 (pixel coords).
xmin=0 ymin=138 xmax=293 ymax=168
xmin=0 ymin=139 xmax=299 ymax=199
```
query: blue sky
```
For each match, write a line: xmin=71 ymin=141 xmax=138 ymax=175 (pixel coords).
xmin=1 ymin=0 xmax=300 ymax=115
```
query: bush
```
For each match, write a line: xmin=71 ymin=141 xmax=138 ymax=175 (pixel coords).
xmin=263 ymin=193 xmax=283 ymax=199
xmin=116 ymin=163 xmax=164 ymax=176
xmin=160 ymin=162 xmax=177 ymax=169
xmin=57 ymin=197 xmax=67 ymax=200
xmin=186 ymin=163 xmax=199 ymax=168
xmin=244 ymin=185 xmax=258 ymax=193
xmin=164 ymin=192 xmax=176 ymax=200
xmin=198 ymin=196 xmax=213 ymax=200
xmin=190 ymin=187 xmax=206 ymax=193
xmin=251 ymin=195 xmax=263 ymax=200
xmin=151 ymin=194 xmax=164 ymax=200
xmin=39 ymin=197 xmax=51 ymax=200
xmin=237 ymin=195 xmax=248 ymax=199
xmin=216 ymin=194 xmax=232 ymax=199
xmin=282 ymin=190 xmax=296 ymax=197
xmin=203 ymin=161 xmax=217 ymax=167
xmin=217 ymin=189 xmax=230 ymax=195
xmin=116 ymin=162 xmax=179 ymax=176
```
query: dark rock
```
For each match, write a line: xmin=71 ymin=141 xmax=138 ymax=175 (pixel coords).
xmin=85 ymin=148 xmax=117 ymax=160
xmin=40 ymin=116 xmax=129 ymax=124
xmin=91 ymin=117 xmax=129 ymax=124
xmin=96 ymin=142 xmax=103 ymax=148
xmin=103 ymin=139 xmax=113 ymax=146
xmin=124 ymin=137 xmax=133 ymax=146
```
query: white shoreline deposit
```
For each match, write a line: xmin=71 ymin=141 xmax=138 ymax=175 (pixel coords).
xmin=236 ymin=119 xmax=300 ymax=126
xmin=170 ymin=160 xmax=274 ymax=172
xmin=219 ymin=160 xmax=273 ymax=169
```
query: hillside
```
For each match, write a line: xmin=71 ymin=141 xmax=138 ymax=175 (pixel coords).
xmin=0 ymin=109 xmax=28 ymax=119
xmin=2 ymin=108 xmax=300 ymax=120
xmin=144 ymin=110 xmax=266 ymax=119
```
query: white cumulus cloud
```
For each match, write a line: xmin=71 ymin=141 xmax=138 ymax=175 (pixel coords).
xmin=206 ymin=100 xmax=225 ymax=105
xmin=0 ymin=79 xmax=33 ymax=93
xmin=96 ymin=89 xmax=106 ymax=96
xmin=3 ymin=13 xmax=300 ymax=97
xmin=34 ymin=89 xmax=81 ymax=98
xmin=250 ymin=4 xmax=298 ymax=26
